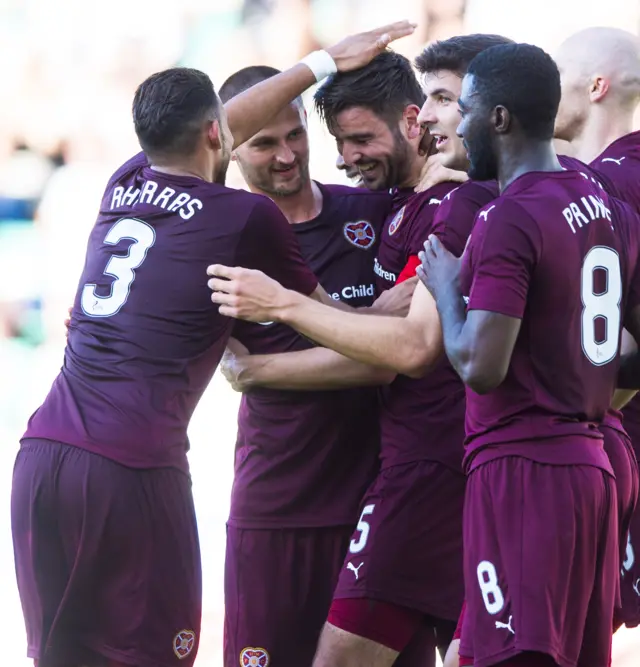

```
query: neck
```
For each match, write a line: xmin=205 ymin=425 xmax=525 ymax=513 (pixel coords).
xmin=571 ymin=107 xmax=634 ymax=163
xmin=149 ymin=156 xmax=214 ymax=183
xmin=498 ymin=139 xmax=561 ymax=192
xmin=260 ymin=179 xmax=323 ymax=224
xmin=398 ymin=151 xmax=428 ymax=190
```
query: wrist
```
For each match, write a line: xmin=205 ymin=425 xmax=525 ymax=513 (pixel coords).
xmin=275 ymin=288 xmax=306 ymax=324
xmin=299 ymin=50 xmax=337 ymax=82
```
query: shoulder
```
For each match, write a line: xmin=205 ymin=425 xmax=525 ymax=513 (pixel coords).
xmin=108 ymin=152 xmax=148 ymax=184
xmin=320 ymin=182 xmax=389 ymax=201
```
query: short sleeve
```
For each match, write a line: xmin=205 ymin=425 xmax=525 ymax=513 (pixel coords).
xmin=466 ymin=200 xmax=540 ymax=319
xmin=236 ymin=197 xmax=318 ymax=295
xmin=431 ymin=183 xmax=498 ymax=258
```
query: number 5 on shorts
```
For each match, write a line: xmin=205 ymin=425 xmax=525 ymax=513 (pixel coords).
xmin=350 ymin=504 xmax=375 ymax=554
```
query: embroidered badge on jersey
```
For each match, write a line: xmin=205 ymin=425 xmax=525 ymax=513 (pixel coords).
xmin=173 ymin=629 xmax=196 ymax=659
xmin=240 ymin=646 xmax=270 ymax=667
xmin=343 ymin=220 xmax=376 ymax=249
xmin=388 ymin=206 xmax=406 ymax=236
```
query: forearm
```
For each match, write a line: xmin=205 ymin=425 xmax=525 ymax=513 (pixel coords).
xmin=244 ymin=347 xmax=395 ymax=391
xmin=433 ymin=283 xmax=471 ymax=379
xmin=277 ymin=290 xmax=433 ymax=376
xmin=225 ymin=64 xmax=315 ymax=149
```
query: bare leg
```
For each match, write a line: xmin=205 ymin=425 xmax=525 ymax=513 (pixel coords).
xmin=312 ymin=622 xmax=399 ymax=667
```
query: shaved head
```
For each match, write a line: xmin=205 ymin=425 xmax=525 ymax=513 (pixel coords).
xmin=555 ymin=27 xmax=640 ymax=142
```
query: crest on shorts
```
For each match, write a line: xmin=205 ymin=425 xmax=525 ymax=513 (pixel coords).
xmin=173 ymin=629 xmax=196 ymax=660
xmin=240 ymin=646 xmax=270 ymax=667
xmin=343 ymin=220 xmax=376 ymax=249
xmin=388 ymin=206 xmax=406 ymax=236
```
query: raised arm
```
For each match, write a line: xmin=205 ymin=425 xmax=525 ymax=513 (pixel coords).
xmin=221 ymin=341 xmax=395 ymax=392
xmin=225 ymin=21 xmax=417 ymax=149
xmin=208 ymin=265 xmax=443 ymax=377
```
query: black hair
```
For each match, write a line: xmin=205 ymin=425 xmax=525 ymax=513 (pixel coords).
xmin=415 ymin=34 xmax=515 ymax=77
xmin=468 ymin=42 xmax=561 ymax=140
xmin=132 ymin=67 xmax=220 ymax=159
xmin=313 ymin=50 xmax=425 ymax=129
xmin=219 ymin=65 xmax=281 ymax=103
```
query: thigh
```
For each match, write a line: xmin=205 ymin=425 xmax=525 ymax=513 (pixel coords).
xmin=462 ymin=457 xmax=616 ymax=667
xmin=334 ymin=461 xmax=465 ymax=622
xmin=224 ymin=525 xmax=352 ymax=667
xmin=12 ymin=439 xmax=202 ymax=667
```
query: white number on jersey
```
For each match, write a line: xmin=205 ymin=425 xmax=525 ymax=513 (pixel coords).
xmin=81 ymin=218 xmax=156 ymax=317
xmin=580 ymin=246 xmax=622 ymax=366
xmin=477 ymin=560 xmax=505 ymax=615
xmin=349 ymin=504 xmax=375 ymax=554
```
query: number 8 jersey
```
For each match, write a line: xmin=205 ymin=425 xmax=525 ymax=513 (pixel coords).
xmin=23 ymin=153 xmax=318 ymax=473
xmin=458 ymin=168 xmax=640 ymax=475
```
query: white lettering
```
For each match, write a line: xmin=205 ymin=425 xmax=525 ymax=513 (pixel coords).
xmin=329 ymin=284 xmax=375 ymax=301
xmin=111 ymin=186 xmax=124 ymax=210
xmin=563 ymin=206 xmax=576 ymax=234
xmin=570 ymin=202 xmax=589 ymax=229
xmin=589 ymin=195 xmax=611 ymax=221
xmin=168 ymin=192 xmax=192 ymax=212
xmin=121 ymin=185 xmax=141 ymax=207
xmin=153 ymin=187 xmax=176 ymax=209
xmin=181 ymin=198 xmax=203 ymax=220
xmin=373 ymin=257 xmax=397 ymax=283
xmin=563 ymin=195 xmax=612 ymax=234
xmin=139 ymin=180 xmax=158 ymax=204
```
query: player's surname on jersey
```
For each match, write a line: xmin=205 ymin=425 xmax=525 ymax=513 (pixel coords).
xmin=110 ymin=179 xmax=204 ymax=220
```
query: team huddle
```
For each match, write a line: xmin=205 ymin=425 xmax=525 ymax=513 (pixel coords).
xmin=10 ymin=17 xmax=640 ymax=667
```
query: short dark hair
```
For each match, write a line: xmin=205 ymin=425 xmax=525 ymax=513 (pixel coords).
xmin=468 ymin=43 xmax=561 ymax=140
xmin=219 ymin=65 xmax=281 ymax=103
xmin=314 ymin=50 xmax=425 ymax=129
xmin=415 ymin=34 xmax=515 ymax=78
xmin=219 ymin=65 xmax=303 ymax=110
xmin=132 ymin=67 xmax=220 ymax=160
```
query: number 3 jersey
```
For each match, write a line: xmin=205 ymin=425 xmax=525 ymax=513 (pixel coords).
xmin=459 ymin=168 xmax=640 ymax=474
xmin=23 ymin=153 xmax=318 ymax=474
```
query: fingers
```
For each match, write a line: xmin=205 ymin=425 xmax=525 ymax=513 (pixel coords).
xmin=207 ymin=277 xmax=238 ymax=294
xmin=372 ymin=20 xmax=418 ymax=39
xmin=206 ymin=264 xmax=237 ymax=279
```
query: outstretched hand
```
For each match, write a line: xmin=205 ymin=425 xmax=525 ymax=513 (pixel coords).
xmin=207 ymin=264 xmax=289 ymax=323
xmin=327 ymin=21 xmax=417 ymax=72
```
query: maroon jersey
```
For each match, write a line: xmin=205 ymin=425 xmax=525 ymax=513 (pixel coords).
xmin=23 ymin=153 xmax=318 ymax=474
xmin=375 ymin=181 xmax=499 ymax=471
xmin=590 ymin=133 xmax=640 ymax=455
xmin=459 ymin=169 xmax=640 ymax=473
xmin=229 ymin=183 xmax=390 ymax=528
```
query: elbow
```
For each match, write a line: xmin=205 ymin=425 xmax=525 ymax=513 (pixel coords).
xmin=398 ymin=340 xmax=444 ymax=379
xmin=460 ymin=361 xmax=505 ymax=394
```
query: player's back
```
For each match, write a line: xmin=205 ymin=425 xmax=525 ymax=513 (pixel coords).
xmin=24 ymin=153 xmax=317 ymax=473
xmin=461 ymin=169 xmax=640 ymax=469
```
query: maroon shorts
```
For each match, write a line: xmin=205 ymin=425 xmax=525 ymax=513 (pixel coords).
xmin=333 ymin=460 xmax=465 ymax=621
xmin=12 ymin=439 xmax=201 ymax=667
xmin=461 ymin=456 xmax=617 ymax=667
xmin=601 ymin=423 xmax=640 ymax=628
xmin=224 ymin=524 xmax=352 ymax=667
